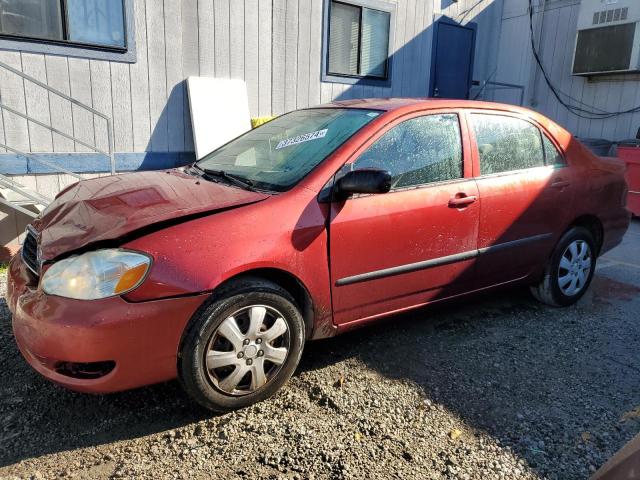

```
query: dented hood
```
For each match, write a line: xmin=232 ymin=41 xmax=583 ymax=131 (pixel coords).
xmin=32 ymin=170 xmax=270 ymax=260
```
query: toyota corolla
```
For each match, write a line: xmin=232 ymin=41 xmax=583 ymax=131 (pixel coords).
xmin=5 ymin=99 xmax=630 ymax=411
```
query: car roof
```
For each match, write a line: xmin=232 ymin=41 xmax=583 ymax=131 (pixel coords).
xmin=315 ymin=97 xmax=533 ymax=115
xmin=313 ymin=97 xmax=568 ymax=141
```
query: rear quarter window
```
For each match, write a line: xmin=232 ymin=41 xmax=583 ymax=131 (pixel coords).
xmin=542 ymin=134 xmax=566 ymax=166
xmin=471 ymin=114 xmax=545 ymax=175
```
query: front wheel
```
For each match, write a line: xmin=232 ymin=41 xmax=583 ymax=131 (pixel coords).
xmin=530 ymin=226 xmax=596 ymax=307
xmin=178 ymin=278 xmax=305 ymax=412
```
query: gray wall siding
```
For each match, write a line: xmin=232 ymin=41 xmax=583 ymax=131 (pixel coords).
xmin=493 ymin=0 xmax=640 ymax=141
xmin=0 ymin=0 xmax=501 ymax=156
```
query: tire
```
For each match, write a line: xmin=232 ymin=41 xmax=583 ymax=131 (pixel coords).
xmin=530 ymin=226 xmax=597 ymax=307
xmin=178 ymin=277 xmax=305 ymax=412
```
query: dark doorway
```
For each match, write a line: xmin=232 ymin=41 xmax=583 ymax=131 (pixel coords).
xmin=429 ymin=17 xmax=477 ymax=99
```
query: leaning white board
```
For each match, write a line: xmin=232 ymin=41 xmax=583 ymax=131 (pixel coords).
xmin=187 ymin=77 xmax=252 ymax=159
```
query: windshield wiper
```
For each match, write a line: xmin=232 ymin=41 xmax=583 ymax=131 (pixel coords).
xmin=190 ymin=164 xmax=255 ymax=191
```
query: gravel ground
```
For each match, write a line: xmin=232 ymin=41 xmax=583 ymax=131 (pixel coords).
xmin=1 ymin=221 xmax=639 ymax=480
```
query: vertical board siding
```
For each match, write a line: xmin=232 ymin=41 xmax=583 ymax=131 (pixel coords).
xmin=257 ymin=0 xmax=273 ymax=116
xmin=0 ymin=0 xmax=541 ymax=163
xmin=554 ymin=5 xmax=578 ymax=130
xmin=401 ymin=0 xmax=417 ymax=97
xmin=296 ymin=0 xmax=311 ymax=109
xmin=308 ymin=0 xmax=323 ymax=107
xmin=614 ymin=81 xmax=638 ymax=141
xmin=390 ymin=0 xmax=407 ymax=97
xmin=271 ymin=0 xmax=287 ymax=115
xmin=182 ymin=0 xmax=200 ymax=152
xmin=147 ymin=0 xmax=168 ymax=151
xmin=165 ymin=0 xmax=186 ymax=152
xmin=214 ymin=0 xmax=231 ymax=78
xmin=68 ymin=58 xmax=96 ymax=153
xmin=229 ymin=0 xmax=246 ymax=80
xmin=0 ymin=99 xmax=5 ymax=153
xmin=21 ymin=53 xmax=53 ymax=153
xmin=495 ymin=1 xmax=640 ymax=140
xmin=111 ymin=62 xmax=134 ymax=152
xmin=244 ymin=0 xmax=260 ymax=117
xmin=130 ymin=0 xmax=152 ymax=152
xmin=89 ymin=60 xmax=112 ymax=153
xmin=0 ymin=0 xmax=441 ymax=157
xmin=198 ymin=0 xmax=216 ymax=77
xmin=284 ymin=0 xmax=298 ymax=112
xmin=44 ymin=56 xmax=75 ymax=152
xmin=182 ymin=0 xmax=200 ymax=78
xmin=535 ymin=5 xmax=560 ymax=119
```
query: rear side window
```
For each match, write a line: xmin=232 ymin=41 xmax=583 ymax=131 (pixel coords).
xmin=472 ymin=114 xmax=545 ymax=175
xmin=353 ymin=113 xmax=463 ymax=189
xmin=542 ymin=134 xmax=565 ymax=166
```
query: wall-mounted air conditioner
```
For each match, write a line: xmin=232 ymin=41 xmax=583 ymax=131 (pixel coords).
xmin=572 ymin=0 xmax=640 ymax=76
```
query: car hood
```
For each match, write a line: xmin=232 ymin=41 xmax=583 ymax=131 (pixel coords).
xmin=32 ymin=170 xmax=270 ymax=260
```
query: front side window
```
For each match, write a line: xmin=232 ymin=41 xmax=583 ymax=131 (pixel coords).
xmin=472 ymin=114 xmax=545 ymax=175
xmin=352 ymin=114 xmax=463 ymax=189
xmin=327 ymin=1 xmax=391 ymax=80
xmin=197 ymin=108 xmax=381 ymax=192
xmin=0 ymin=0 xmax=126 ymax=49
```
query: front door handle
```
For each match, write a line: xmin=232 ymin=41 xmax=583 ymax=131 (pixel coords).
xmin=551 ymin=179 xmax=570 ymax=189
xmin=448 ymin=194 xmax=477 ymax=208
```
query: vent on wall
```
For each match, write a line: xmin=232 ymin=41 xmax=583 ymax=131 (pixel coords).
xmin=574 ymin=0 xmax=640 ymax=76
xmin=592 ymin=7 xmax=628 ymax=25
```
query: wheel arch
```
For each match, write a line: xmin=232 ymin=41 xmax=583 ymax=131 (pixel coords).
xmin=208 ymin=268 xmax=315 ymax=340
xmin=567 ymin=214 xmax=604 ymax=255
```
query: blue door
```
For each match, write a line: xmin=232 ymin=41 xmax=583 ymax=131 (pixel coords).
xmin=429 ymin=18 xmax=477 ymax=99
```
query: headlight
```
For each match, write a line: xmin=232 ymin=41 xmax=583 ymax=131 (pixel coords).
xmin=42 ymin=249 xmax=151 ymax=300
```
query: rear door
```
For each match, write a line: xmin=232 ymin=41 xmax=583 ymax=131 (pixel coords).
xmin=467 ymin=112 xmax=574 ymax=286
xmin=329 ymin=111 xmax=480 ymax=325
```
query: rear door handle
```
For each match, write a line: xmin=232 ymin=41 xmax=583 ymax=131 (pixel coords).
xmin=551 ymin=180 xmax=570 ymax=189
xmin=448 ymin=194 xmax=477 ymax=208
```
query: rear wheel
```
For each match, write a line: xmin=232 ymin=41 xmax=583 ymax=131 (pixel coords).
xmin=530 ymin=227 xmax=596 ymax=307
xmin=178 ymin=278 xmax=305 ymax=412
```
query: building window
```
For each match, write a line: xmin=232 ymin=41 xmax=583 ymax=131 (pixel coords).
xmin=323 ymin=0 xmax=394 ymax=85
xmin=0 ymin=0 xmax=127 ymax=51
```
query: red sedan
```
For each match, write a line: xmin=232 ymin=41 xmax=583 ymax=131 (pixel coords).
xmin=5 ymin=99 xmax=630 ymax=412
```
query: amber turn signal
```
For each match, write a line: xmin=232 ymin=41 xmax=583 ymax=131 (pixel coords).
xmin=115 ymin=263 xmax=149 ymax=294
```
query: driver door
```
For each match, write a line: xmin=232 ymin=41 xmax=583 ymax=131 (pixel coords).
xmin=329 ymin=111 xmax=480 ymax=325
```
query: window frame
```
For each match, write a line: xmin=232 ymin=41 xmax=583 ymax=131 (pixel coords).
xmin=0 ymin=0 xmax=136 ymax=63
xmin=340 ymin=110 xmax=469 ymax=197
xmin=322 ymin=0 xmax=395 ymax=87
xmin=467 ymin=111 xmax=564 ymax=178
xmin=541 ymin=131 xmax=567 ymax=167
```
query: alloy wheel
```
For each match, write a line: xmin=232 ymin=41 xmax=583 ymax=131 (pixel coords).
xmin=204 ymin=305 xmax=290 ymax=396
xmin=557 ymin=239 xmax=592 ymax=296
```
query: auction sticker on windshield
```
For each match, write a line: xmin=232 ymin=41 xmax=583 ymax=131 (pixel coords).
xmin=276 ymin=129 xmax=328 ymax=150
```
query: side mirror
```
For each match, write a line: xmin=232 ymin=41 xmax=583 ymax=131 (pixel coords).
xmin=334 ymin=168 xmax=392 ymax=199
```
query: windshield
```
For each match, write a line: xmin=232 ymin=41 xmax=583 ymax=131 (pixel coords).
xmin=196 ymin=108 xmax=381 ymax=191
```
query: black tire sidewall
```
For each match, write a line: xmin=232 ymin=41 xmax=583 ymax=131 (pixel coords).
xmin=548 ymin=227 xmax=596 ymax=306
xmin=179 ymin=283 xmax=305 ymax=412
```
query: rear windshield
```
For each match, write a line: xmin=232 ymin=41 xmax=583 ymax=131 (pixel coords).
xmin=197 ymin=108 xmax=381 ymax=191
